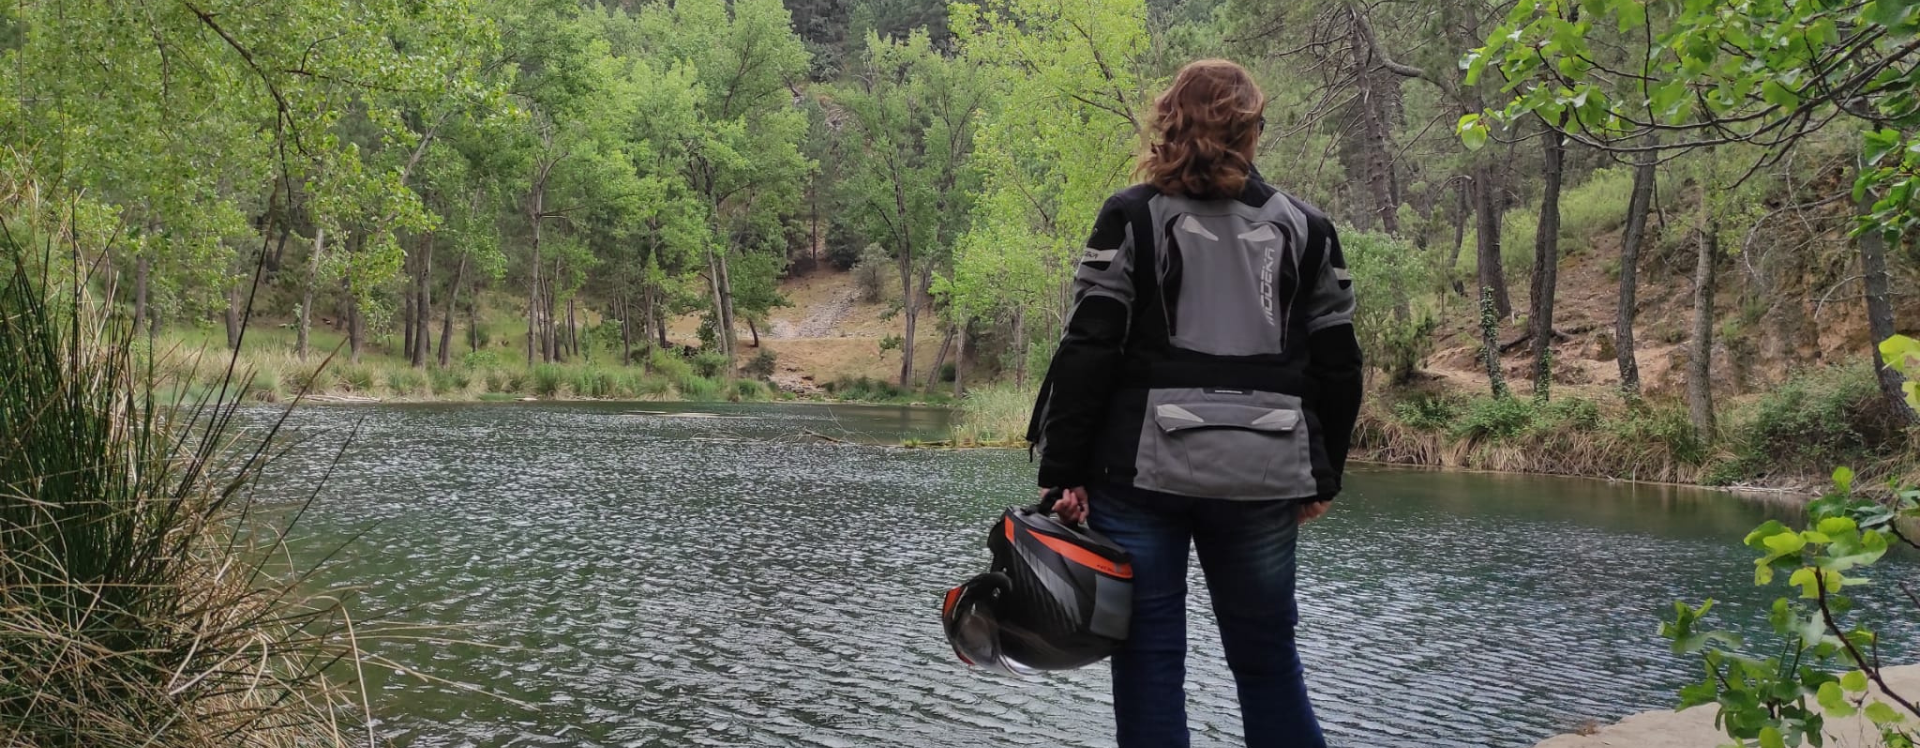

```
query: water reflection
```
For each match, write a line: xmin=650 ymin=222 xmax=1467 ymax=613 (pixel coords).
xmin=257 ymin=403 xmax=1909 ymax=748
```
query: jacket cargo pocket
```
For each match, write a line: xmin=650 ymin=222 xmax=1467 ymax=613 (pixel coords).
xmin=1134 ymin=389 xmax=1317 ymax=500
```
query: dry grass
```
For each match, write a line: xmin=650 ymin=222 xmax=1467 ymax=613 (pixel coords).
xmin=0 ymin=232 xmax=375 ymax=747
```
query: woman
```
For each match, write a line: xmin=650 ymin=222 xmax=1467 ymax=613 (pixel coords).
xmin=1025 ymin=59 xmax=1363 ymax=748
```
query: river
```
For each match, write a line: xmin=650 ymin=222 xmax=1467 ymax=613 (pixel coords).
xmin=258 ymin=401 xmax=1914 ymax=747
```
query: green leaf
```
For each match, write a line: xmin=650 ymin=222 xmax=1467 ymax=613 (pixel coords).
xmin=1865 ymin=129 xmax=1904 ymax=167
xmin=1615 ymin=1 xmax=1646 ymax=31
xmin=1790 ymin=567 xmax=1821 ymax=599
xmin=1843 ymin=670 xmax=1870 ymax=693
xmin=1760 ymin=726 xmax=1787 ymax=748
xmin=1458 ymin=114 xmax=1489 ymax=150
xmin=1834 ymin=467 xmax=1857 ymax=494
xmin=1820 ymin=682 xmax=1859 ymax=717
xmin=1866 ymin=701 xmax=1905 ymax=725
xmin=1765 ymin=532 xmax=1808 ymax=554
xmin=1881 ymin=335 xmax=1920 ymax=376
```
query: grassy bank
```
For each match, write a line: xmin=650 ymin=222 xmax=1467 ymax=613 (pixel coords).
xmin=950 ymin=362 xmax=1918 ymax=492
xmin=154 ymin=326 xmax=967 ymax=405
xmin=157 ymin=325 xmax=766 ymax=403
xmin=2 ymin=247 xmax=370 ymax=744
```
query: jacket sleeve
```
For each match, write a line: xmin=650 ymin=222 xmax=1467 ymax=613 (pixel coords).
xmin=1302 ymin=218 xmax=1364 ymax=500
xmin=1033 ymin=195 xmax=1136 ymax=488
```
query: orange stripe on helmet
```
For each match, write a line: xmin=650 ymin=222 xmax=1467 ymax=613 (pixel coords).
xmin=1030 ymin=531 xmax=1133 ymax=579
xmin=943 ymin=586 xmax=962 ymax=616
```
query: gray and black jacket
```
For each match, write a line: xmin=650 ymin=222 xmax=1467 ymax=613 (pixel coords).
xmin=1026 ymin=175 xmax=1364 ymax=501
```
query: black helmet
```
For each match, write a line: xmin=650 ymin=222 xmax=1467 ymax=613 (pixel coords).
xmin=941 ymin=490 xmax=1133 ymax=675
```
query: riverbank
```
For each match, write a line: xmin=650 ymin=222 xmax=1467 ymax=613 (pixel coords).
xmin=152 ymin=330 xmax=953 ymax=406
xmin=946 ymin=365 xmax=1919 ymax=495
xmin=1535 ymin=664 xmax=1920 ymax=747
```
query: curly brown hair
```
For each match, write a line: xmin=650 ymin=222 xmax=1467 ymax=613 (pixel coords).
xmin=1136 ymin=60 xmax=1266 ymax=199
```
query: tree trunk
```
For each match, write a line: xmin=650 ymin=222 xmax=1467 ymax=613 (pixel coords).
xmin=414 ymin=234 xmax=433 ymax=368
xmin=439 ymin=251 xmax=465 ymax=368
xmin=347 ymin=283 xmax=364 ymax=365
xmin=1858 ymin=188 xmax=1917 ymax=423
xmin=1013 ymin=307 xmax=1028 ymax=389
xmin=953 ymin=320 xmax=968 ymax=398
xmin=1688 ymin=222 xmax=1718 ymax=437
xmin=1348 ymin=7 xmax=1400 ymax=234
xmin=467 ymin=291 xmax=480 ymax=354
xmin=621 ymin=294 xmax=634 ymax=365
xmin=1528 ymin=124 xmax=1565 ymax=399
xmin=1479 ymin=284 xmax=1509 ymax=399
xmin=1615 ymin=146 xmax=1655 ymax=399
xmin=567 ymin=297 xmax=579 ymax=360
xmin=1472 ymin=160 xmax=1512 ymax=317
xmin=224 ymin=283 xmax=241 ymax=350
xmin=926 ymin=323 xmax=955 ymax=390
xmin=528 ymin=186 xmax=544 ymax=365
xmin=298 ymin=227 xmax=323 ymax=360
xmin=134 ymin=254 xmax=150 ymax=338
xmin=899 ymin=263 xmax=918 ymax=387
xmin=402 ymin=261 xmax=417 ymax=363
xmin=716 ymin=250 xmax=738 ymax=364
xmin=747 ymin=316 xmax=760 ymax=348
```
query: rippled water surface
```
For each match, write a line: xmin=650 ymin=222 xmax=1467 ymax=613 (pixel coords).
xmin=260 ymin=401 xmax=1914 ymax=747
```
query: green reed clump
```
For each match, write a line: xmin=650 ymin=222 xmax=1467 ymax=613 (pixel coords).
xmin=0 ymin=235 xmax=369 ymax=745
xmin=951 ymin=384 xmax=1034 ymax=446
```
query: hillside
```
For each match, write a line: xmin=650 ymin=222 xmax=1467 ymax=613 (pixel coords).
xmin=668 ymin=268 xmax=950 ymax=393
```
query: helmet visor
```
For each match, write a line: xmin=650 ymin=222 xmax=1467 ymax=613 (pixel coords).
xmin=943 ymin=574 xmax=1023 ymax=676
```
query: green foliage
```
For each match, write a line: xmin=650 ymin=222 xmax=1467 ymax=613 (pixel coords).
xmin=1452 ymin=396 xmax=1537 ymax=441
xmin=729 ymin=378 xmax=767 ymax=401
xmin=1391 ymin=393 xmax=1462 ymax=432
xmin=742 ymin=349 xmax=780 ymax=379
xmin=854 ymin=243 xmax=893 ymax=302
xmin=1341 ymin=230 xmax=1441 ymax=385
xmin=691 ymin=351 xmax=732 ymax=379
xmin=1558 ymin=167 xmax=1638 ymax=252
xmin=1733 ymin=364 xmax=1910 ymax=480
xmin=952 ymin=384 xmax=1034 ymax=446
xmin=0 ymin=234 xmax=366 ymax=744
xmin=824 ymin=375 xmax=909 ymax=402
xmin=1662 ymin=472 xmax=1920 ymax=747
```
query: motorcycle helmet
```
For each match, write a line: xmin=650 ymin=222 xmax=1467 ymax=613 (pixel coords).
xmin=941 ymin=490 xmax=1133 ymax=675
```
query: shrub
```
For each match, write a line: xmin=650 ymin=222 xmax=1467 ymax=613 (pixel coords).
xmin=1607 ymin=403 xmax=1712 ymax=468
xmin=1339 ymin=231 xmax=1441 ymax=386
xmin=0 ymin=237 xmax=368 ymax=745
xmin=1558 ymin=167 xmax=1636 ymax=252
xmin=430 ymin=367 xmax=471 ymax=395
xmin=1541 ymin=397 xmax=1602 ymax=432
xmin=742 ymin=348 xmax=779 ymax=379
xmin=730 ymin=378 xmax=766 ymax=401
xmin=531 ymin=363 xmax=566 ymax=397
xmin=825 ymin=375 xmax=906 ymax=402
xmin=1733 ymin=363 xmax=1908 ymax=477
xmin=940 ymin=362 xmax=958 ymax=383
xmin=341 ymin=364 xmax=376 ymax=392
xmin=691 ymin=351 xmax=731 ymax=379
xmin=385 ymin=367 xmax=427 ymax=396
xmin=462 ymin=348 xmax=508 ymax=369
xmin=677 ymin=374 xmax=722 ymax=400
xmin=952 ymin=384 xmax=1035 ymax=446
xmin=1391 ymin=393 xmax=1462 ymax=432
xmin=1451 ymin=396 xmax=1536 ymax=441
xmin=646 ymin=347 xmax=693 ymax=381
xmin=853 ymin=242 xmax=891 ymax=302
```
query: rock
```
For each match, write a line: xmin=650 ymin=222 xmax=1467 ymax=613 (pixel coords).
xmin=1536 ymin=664 xmax=1920 ymax=748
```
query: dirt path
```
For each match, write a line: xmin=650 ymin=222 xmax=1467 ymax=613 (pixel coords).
xmin=768 ymin=288 xmax=855 ymax=339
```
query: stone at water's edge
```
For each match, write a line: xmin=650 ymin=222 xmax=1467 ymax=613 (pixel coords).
xmin=1535 ymin=664 xmax=1920 ymax=748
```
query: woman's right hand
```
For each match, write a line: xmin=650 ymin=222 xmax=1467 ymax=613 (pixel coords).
xmin=1043 ymin=487 xmax=1090 ymax=524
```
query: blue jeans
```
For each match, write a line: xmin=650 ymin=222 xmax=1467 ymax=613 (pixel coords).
xmin=1088 ymin=483 xmax=1326 ymax=748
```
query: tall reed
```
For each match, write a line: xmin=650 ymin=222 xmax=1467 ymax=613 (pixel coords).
xmin=0 ymin=231 xmax=370 ymax=746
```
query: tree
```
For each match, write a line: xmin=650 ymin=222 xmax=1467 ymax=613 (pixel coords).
xmin=948 ymin=0 xmax=1152 ymax=381
xmin=1463 ymin=0 xmax=1920 ymax=423
xmin=834 ymin=31 xmax=988 ymax=387
xmin=637 ymin=0 xmax=813 ymax=368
